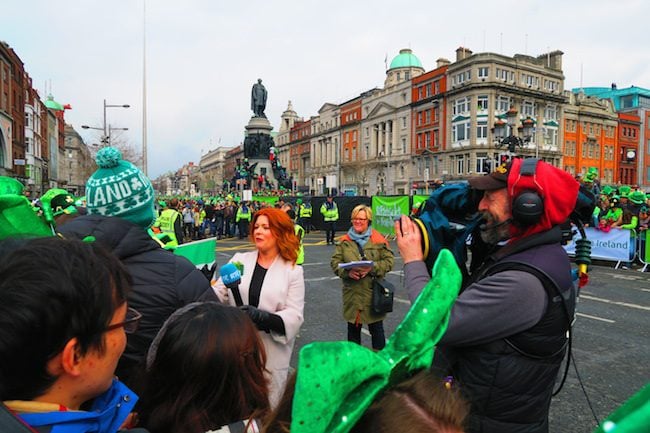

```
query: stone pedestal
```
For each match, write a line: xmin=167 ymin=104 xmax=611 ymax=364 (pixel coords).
xmin=241 ymin=116 xmax=290 ymax=190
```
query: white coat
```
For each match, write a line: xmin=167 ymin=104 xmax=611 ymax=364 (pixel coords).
xmin=212 ymin=250 xmax=305 ymax=406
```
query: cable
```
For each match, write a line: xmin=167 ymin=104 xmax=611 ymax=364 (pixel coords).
xmin=571 ymin=353 xmax=601 ymax=429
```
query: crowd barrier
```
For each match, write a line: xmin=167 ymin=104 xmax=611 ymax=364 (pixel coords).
xmin=563 ymin=227 xmax=650 ymax=270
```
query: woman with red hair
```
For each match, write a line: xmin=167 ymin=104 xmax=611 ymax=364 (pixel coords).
xmin=212 ymin=207 xmax=304 ymax=406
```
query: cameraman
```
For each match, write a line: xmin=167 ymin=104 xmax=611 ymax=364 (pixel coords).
xmin=395 ymin=159 xmax=579 ymax=433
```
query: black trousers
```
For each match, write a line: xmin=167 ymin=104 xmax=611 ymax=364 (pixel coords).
xmin=347 ymin=321 xmax=385 ymax=350
xmin=325 ymin=221 xmax=336 ymax=244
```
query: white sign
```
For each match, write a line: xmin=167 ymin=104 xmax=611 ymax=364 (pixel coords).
xmin=326 ymin=175 xmax=337 ymax=188
xmin=424 ymin=168 xmax=430 ymax=182
xmin=242 ymin=189 xmax=252 ymax=202
xmin=564 ymin=227 xmax=632 ymax=262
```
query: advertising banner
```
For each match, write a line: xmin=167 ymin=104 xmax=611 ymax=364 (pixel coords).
xmin=412 ymin=195 xmax=430 ymax=212
xmin=371 ymin=196 xmax=410 ymax=235
xmin=564 ymin=227 xmax=632 ymax=261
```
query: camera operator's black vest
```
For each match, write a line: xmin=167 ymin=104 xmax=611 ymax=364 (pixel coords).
xmin=438 ymin=228 xmax=576 ymax=433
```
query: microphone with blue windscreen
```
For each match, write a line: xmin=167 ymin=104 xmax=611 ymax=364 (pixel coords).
xmin=219 ymin=262 xmax=243 ymax=306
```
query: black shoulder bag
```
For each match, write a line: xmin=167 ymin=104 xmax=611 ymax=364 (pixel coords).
xmin=354 ymin=240 xmax=394 ymax=314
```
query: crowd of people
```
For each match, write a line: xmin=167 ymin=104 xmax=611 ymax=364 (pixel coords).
xmin=1 ymin=146 xmax=644 ymax=433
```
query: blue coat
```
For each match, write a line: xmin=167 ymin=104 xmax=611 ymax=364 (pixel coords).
xmin=18 ymin=380 xmax=144 ymax=433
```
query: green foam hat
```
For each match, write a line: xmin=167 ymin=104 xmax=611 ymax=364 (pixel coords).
xmin=600 ymin=185 xmax=614 ymax=196
xmin=0 ymin=176 xmax=25 ymax=196
xmin=618 ymin=185 xmax=631 ymax=198
xmin=0 ymin=194 xmax=54 ymax=240
xmin=584 ymin=167 xmax=598 ymax=183
xmin=41 ymin=188 xmax=77 ymax=224
xmin=629 ymin=190 xmax=646 ymax=205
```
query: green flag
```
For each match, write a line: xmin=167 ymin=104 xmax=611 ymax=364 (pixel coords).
xmin=173 ymin=237 xmax=216 ymax=267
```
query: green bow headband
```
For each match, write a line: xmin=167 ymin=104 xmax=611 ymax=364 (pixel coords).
xmin=290 ymin=249 xmax=461 ymax=433
xmin=593 ymin=382 xmax=650 ymax=433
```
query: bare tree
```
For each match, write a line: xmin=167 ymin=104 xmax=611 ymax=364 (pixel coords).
xmin=86 ymin=129 xmax=143 ymax=168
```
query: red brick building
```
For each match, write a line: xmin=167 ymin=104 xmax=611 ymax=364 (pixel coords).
xmin=289 ymin=119 xmax=311 ymax=190
xmin=0 ymin=42 xmax=26 ymax=180
xmin=617 ymin=112 xmax=640 ymax=185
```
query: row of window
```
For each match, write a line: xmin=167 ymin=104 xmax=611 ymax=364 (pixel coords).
xmin=451 ymin=66 xmax=561 ymax=92
xmin=415 ymin=80 xmax=442 ymax=100
xmin=621 ymin=126 xmax=638 ymax=139
xmin=451 ymin=95 xmax=558 ymax=120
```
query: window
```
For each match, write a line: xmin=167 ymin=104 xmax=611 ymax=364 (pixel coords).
xmin=477 ymin=121 xmax=488 ymax=140
xmin=453 ymin=97 xmax=470 ymax=115
xmin=405 ymin=71 xmax=411 ymax=80
xmin=456 ymin=155 xmax=465 ymax=174
xmin=477 ymin=95 xmax=489 ymax=111
xmin=402 ymin=117 xmax=407 ymax=128
xmin=478 ymin=67 xmax=489 ymax=79
xmin=433 ymin=130 xmax=439 ymax=147
xmin=544 ymin=80 xmax=558 ymax=92
xmin=452 ymin=120 xmax=470 ymax=142
xmin=496 ymin=68 xmax=512 ymax=81
xmin=417 ymin=134 xmax=423 ymax=147
xmin=543 ymin=127 xmax=558 ymax=146
xmin=418 ymin=87 xmax=424 ymax=99
xmin=365 ymin=127 xmax=369 ymax=137
xmin=476 ymin=153 xmax=489 ymax=173
xmin=401 ymin=138 xmax=406 ymax=153
xmin=425 ymin=132 xmax=431 ymax=147
xmin=522 ymin=100 xmax=536 ymax=117
xmin=425 ymin=110 xmax=431 ymax=124
xmin=497 ymin=96 xmax=510 ymax=112
xmin=544 ymin=104 xmax=557 ymax=121
xmin=434 ymin=81 xmax=440 ymax=93
xmin=425 ymin=84 xmax=431 ymax=97
xmin=433 ymin=106 xmax=440 ymax=122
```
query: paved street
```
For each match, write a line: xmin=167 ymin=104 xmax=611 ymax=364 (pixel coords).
xmin=216 ymin=231 xmax=650 ymax=433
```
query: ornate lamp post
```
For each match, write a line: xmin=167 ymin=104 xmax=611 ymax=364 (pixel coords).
xmin=492 ymin=108 xmax=534 ymax=154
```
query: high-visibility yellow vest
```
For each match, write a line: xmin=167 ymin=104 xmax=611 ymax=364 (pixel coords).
xmin=299 ymin=204 xmax=312 ymax=218
xmin=156 ymin=208 xmax=180 ymax=244
xmin=295 ymin=223 xmax=305 ymax=265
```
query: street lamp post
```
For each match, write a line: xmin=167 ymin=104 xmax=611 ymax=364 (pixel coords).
xmin=103 ymin=99 xmax=130 ymax=140
xmin=81 ymin=125 xmax=129 ymax=147
xmin=492 ymin=108 xmax=534 ymax=157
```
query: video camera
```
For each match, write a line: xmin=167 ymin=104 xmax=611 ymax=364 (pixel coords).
xmin=410 ymin=181 xmax=596 ymax=273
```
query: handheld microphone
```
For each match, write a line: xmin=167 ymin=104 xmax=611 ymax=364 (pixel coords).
xmin=479 ymin=218 xmax=513 ymax=231
xmin=219 ymin=263 xmax=244 ymax=306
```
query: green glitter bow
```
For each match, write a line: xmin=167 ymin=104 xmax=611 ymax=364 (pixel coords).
xmin=291 ymin=249 xmax=461 ymax=433
xmin=593 ymin=382 xmax=650 ymax=433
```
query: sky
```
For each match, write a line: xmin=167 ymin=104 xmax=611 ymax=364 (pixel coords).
xmin=3 ymin=0 xmax=649 ymax=179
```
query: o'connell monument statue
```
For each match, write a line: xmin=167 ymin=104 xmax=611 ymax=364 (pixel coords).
xmin=242 ymin=79 xmax=291 ymax=189
xmin=251 ymin=78 xmax=267 ymax=118
xmin=244 ymin=78 xmax=273 ymax=160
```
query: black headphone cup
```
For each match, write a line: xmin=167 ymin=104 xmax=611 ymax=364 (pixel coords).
xmin=512 ymin=191 xmax=544 ymax=226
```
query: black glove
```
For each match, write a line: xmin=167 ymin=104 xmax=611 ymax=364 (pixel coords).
xmin=240 ymin=305 xmax=286 ymax=335
xmin=200 ymin=263 xmax=217 ymax=281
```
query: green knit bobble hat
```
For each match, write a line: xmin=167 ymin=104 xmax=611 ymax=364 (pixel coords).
xmin=86 ymin=147 xmax=156 ymax=228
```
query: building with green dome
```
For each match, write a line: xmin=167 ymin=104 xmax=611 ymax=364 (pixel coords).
xmin=385 ymin=48 xmax=425 ymax=88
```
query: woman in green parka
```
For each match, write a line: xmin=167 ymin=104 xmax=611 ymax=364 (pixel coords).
xmin=331 ymin=204 xmax=394 ymax=350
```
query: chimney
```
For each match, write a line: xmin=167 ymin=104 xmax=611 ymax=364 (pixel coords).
xmin=455 ymin=47 xmax=473 ymax=61
xmin=436 ymin=58 xmax=451 ymax=68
